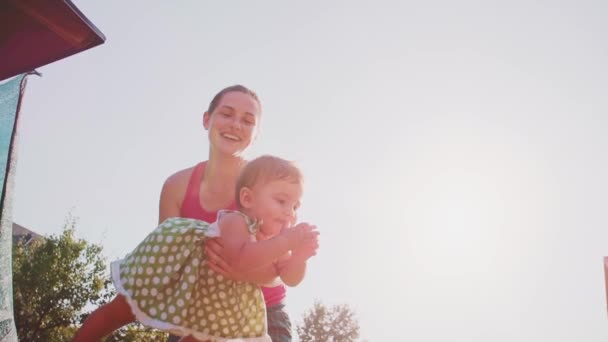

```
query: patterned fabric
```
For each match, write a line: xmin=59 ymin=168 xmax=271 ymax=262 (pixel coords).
xmin=111 ymin=214 xmax=271 ymax=341
xmin=0 ymin=74 xmax=28 ymax=342
xmin=266 ymin=303 xmax=292 ymax=342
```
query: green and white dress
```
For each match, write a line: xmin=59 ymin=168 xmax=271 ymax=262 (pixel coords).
xmin=111 ymin=211 xmax=270 ymax=341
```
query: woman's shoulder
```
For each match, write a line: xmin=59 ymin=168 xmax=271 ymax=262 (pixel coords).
xmin=163 ymin=161 xmax=206 ymax=188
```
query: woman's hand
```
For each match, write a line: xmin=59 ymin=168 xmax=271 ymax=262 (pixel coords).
xmin=204 ymin=238 xmax=242 ymax=281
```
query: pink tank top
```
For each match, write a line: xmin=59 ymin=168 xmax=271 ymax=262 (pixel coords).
xmin=180 ymin=161 xmax=286 ymax=307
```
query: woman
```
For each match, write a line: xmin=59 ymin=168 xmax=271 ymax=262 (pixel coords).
xmin=162 ymin=85 xmax=293 ymax=342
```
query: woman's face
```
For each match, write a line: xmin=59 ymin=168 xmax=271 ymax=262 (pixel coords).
xmin=204 ymin=91 xmax=261 ymax=156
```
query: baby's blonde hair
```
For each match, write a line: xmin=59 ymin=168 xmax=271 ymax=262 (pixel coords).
xmin=235 ymin=155 xmax=303 ymax=209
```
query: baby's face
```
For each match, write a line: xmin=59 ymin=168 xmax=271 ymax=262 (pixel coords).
xmin=250 ymin=179 xmax=302 ymax=238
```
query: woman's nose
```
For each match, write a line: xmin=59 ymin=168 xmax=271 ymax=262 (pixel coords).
xmin=230 ymin=117 xmax=242 ymax=130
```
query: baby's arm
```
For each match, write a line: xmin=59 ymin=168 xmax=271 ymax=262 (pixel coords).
xmin=219 ymin=213 xmax=313 ymax=274
xmin=276 ymin=231 xmax=319 ymax=287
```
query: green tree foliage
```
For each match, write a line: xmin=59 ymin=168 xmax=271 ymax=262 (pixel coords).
xmin=297 ymin=300 xmax=360 ymax=342
xmin=12 ymin=217 xmax=168 ymax=341
xmin=12 ymin=218 xmax=108 ymax=341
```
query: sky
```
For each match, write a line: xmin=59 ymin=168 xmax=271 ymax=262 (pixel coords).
xmin=8 ymin=0 xmax=608 ymax=340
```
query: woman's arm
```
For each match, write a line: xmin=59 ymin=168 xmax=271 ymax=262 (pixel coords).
xmin=205 ymin=239 xmax=278 ymax=284
xmin=158 ymin=168 xmax=191 ymax=223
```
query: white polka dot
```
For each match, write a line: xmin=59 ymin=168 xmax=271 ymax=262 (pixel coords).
xmin=172 ymin=316 xmax=181 ymax=324
xmin=220 ymin=319 xmax=227 ymax=326
xmin=153 ymin=277 xmax=160 ymax=285
xmin=145 ymin=245 xmax=152 ymax=252
xmin=183 ymin=249 xmax=190 ymax=257
xmin=171 ymin=246 xmax=178 ymax=253
xmin=153 ymin=245 xmax=160 ymax=253
xmin=208 ymin=277 xmax=214 ymax=285
xmin=212 ymin=323 xmax=218 ymax=330
xmin=162 ymin=276 xmax=169 ymax=284
xmin=181 ymin=308 xmax=188 ymax=317
xmin=149 ymin=307 xmax=156 ymax=316
xmin=182 ymin=282 xmax=188 ymax=290
xmin=159 ymin=302 xmax=165 ymax=310
xmin=141 ymin=256 xmax=147 ymax=263
xmin=165 ymin=265 xmax=172 ymax=273
xmin=185 ymin=266 xmax=192 ymax=273
xmin=243 ymin=326 xmax=250 ymax=333
xmin=173 ymin=264 xmax=180 ymax=272
xmin=177 ymin=299 xmax=184 ymax=307
xmin=188 ymin=275 xmax=196 ymax=283
xmin=169 ymin=306 xmax=176 ymax=313
xmin=200 ymin=318 xmax=207 ymax=326
xmin=156 ymin=235 xmax=163 ymax=243
xmin=149 ymin=256 xmax=155 ymax=263
xmin=165 ymin=236 xmax=173 ymax=243
xmin=146 ymin=267 xmax=153 ymax=275
xmin=197 ymin=310 xmax=204 ymax=317
xmin=214 ymin=302 xmax=221 ymax=309
xmin=142 ymin=288 xmax=149 ymax=296
xmin=168 ymin=255 xmax=175 ymax=263
xmin=185 ymin=292 xmax=191 ymax=300
xmin=160 ymin=312 xmax=167 ymax=320
xmin=176 ymin=236 xmax=182 ymax=243
xmin=137 ymin=267 xmax=143 ymax=274
xmin=151 ymin=288 xmax=158 ymax=296
xmin=136 ymin=279 xmax=142 ymax=287
xmin=203 ymin=298 xmax=210 ymax=304
xmin=165 ymin=288 xmax=173 ymax=296
xmin=185 ymin=235 xmax=192 ymax=242
xmin=223 ymin=328 xmax=229 ymax=334
xmin=156 ymin=267 xmax=163 ymax=273
xmin=219 ymin=291 xmax=226 ymax=299
xmin=161 ymin=246 xmax=168 ymax=253
xmin=158 ymin=256 xmax=165 ymax=264
xmin=209 ymin=313 xmax=216 ymax=321
xmin=192 ymin=258 xmax=200 ymax=266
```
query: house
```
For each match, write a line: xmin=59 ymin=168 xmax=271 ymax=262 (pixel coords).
xmin=12 ymin=222 xmax=42 ymax=246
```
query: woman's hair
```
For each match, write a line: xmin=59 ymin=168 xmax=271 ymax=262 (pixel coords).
xmin=207 ymin=85 xmax=262 ymax=114
xmin=235 ymin=155 xmax=303 ymax=208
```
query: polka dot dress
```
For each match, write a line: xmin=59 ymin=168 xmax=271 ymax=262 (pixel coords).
xmin=111 ymin=214 xmax=270 ymax=341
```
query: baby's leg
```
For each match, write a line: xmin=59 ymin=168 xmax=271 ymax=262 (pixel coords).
xmin=72 ymin=294 xmax=135 ymax=341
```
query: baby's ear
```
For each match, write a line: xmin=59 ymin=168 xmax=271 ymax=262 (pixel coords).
xmin=239 ymin=187 xmax=254 ymax=208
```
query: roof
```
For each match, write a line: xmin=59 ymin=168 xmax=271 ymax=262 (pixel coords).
xmin=12 ymin=222 xmax=43 ymax=245
xmin=0 ymin=0 xmax=106 ymax=81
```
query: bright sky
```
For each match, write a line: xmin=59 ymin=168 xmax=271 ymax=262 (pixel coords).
xmin=11 ymin=1 xmax=608 ymax=341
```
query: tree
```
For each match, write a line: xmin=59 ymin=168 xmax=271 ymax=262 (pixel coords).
xmin=12 ymin=217 xmax=168 ymax=341
xmin=297 ymin=301 xmax=360 ymax=342
xmin=12 ymin=217 xmax=109 ymax=341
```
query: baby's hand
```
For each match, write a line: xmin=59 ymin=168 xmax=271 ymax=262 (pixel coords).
xmin=291 ymin=232 xmax=320 ymax=262
xmin=281 ymin=222 xmax=317 ymax=249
